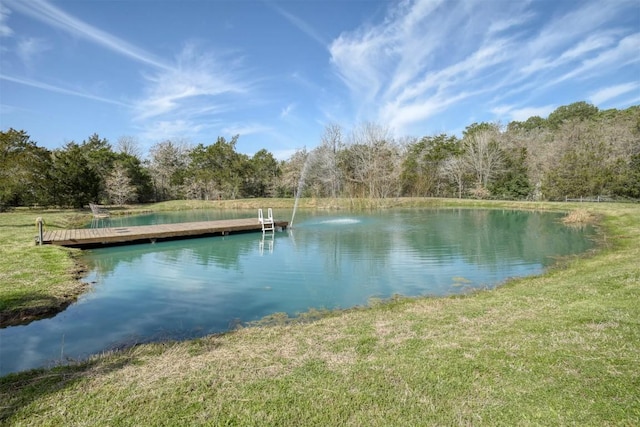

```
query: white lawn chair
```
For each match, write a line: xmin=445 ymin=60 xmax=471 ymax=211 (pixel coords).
xmin=89 ymin=203 xmax=110 ymax=228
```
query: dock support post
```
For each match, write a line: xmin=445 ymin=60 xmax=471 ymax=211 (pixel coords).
xmin=36 ymin=217 xmax=44 ymax=245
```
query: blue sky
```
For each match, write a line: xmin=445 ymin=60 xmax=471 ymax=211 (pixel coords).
xmin=1 ymin=0 xmax=639 ymax=159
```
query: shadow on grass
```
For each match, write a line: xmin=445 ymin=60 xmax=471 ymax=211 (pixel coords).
xmin=0 ymin=335 xmax=225 ymax=424
xmin=0 ymin=351 xmax=137 ymax=423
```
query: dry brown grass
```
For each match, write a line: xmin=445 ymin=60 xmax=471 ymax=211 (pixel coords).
xmin=562 ymin=208 xmax=598 ymax=225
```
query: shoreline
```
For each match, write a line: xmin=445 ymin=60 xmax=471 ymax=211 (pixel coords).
xmin=0 ymin=198 xmax=603 ymax=328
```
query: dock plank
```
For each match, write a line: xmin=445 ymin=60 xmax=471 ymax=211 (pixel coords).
xmin=41 ymin=218 xmax=288 ymax=248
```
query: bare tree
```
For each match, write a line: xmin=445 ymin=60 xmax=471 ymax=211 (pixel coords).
xmin=116 ymin=136 xmax=141 ymax=158
xmin=277 ymin=148 xmax=309 ymax=197
xmin=148 ymin=139 xmax=190 ymax=200
xmin=462 ymin=128 xmax=504 ymax=192
xmin=503 ymin=126 xmax=550 ymax=198
xmin=314 ymin=123 xmax=343 ymax=198
xmin=541 ymin=120 xmax=617 ymax=199
xmin=440 ymin=157 xmax=467 ymax=198
xmin=105 ymin=163 xmax=137 ymax=205
xmin=344 ymin=122 xmax=401 ymax=198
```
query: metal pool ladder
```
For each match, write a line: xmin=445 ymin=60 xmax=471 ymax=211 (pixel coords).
xmin=258 ymin=208 xmax=275 ymax=233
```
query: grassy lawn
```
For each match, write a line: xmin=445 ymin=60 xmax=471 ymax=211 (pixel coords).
xmin=0 ymin=209 xmax=89 ymax=326
xmin=1 ymin=199 xmax=638 ymax=425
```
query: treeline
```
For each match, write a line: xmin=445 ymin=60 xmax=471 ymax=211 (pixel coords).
xmin=1 ymin=101 xmax=638 ymax=211
xmin=0 ymin=133 xmax=279 ymax=209
xmin=298 ymin=102 xmax=639 ymax=202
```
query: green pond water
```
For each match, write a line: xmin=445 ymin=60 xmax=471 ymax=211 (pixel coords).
xmin=0 ymin=208 xmax=595 ymax=375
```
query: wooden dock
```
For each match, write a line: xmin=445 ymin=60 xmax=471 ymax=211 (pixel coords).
xmin=40 ymin=218 xmax=289 ymax=248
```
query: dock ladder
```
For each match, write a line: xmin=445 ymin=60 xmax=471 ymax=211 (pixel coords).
xmin=258 ymin=208 xmax=275 ymax=233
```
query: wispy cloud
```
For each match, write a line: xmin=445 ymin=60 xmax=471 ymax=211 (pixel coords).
xmin=133 ymin=43 xmax=249 ymax=121
xmin=589 ymin=82 xmax=640 ymax=105
xmin=6 ymin=0 xmax=255 ymax=143
xmin=329 ymin=0 xmax=522 ymax=129
xmin=547 ymin=33 xmax=640 ymax=86
xmin=520 ymin=33 xmax=619 ymax=75
xmin=0 ymin=3 xmax=13 ymax=37
xmin=280 ymin=103 xmax=296 ymax=119
xmin=16 ymin=37 xmax=50 ymax=67
xmin=4 ymin=0 xmax=170 ymax=70
xmin=128 ymin=42 xmax=255 ymax=147
xmin=136 ymin=119 xmax=208 ymax=144
xmin=271 ymin=148 xmax=297 ymax=161
xmin=487 ymin=12 xmax=535 ymax=35
xmin=329 ymin=0 xmax=639 ymax=134
xmin=0 ymin=74 xmax=129 ymax=106
xmin=267 ymin=2 xmax=327 ymax=47
xmin=492 ymin=105 xmax=556 ymax=122
xmin=221 ymin=123 xmax=272 ymax=137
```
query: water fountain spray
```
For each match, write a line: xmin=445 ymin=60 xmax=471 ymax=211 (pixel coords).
xmin=290 ymin=154 xmax=312 ymax=229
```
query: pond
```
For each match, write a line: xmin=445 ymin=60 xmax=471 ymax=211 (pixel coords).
xmin=0 ymin=208 xmax=595 ymax=375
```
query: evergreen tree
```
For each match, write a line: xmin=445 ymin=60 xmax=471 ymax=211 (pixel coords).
xmin=0 ymin=129 xmax=51 ymax=210
xmin=50 ymin=142 xmax=102 ymax=208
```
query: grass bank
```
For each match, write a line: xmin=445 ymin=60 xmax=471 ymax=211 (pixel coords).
xmin=1 ymin=200 xmax=638 ymax=425
xmin=0 ymin=209 xmax=89 ymax=326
